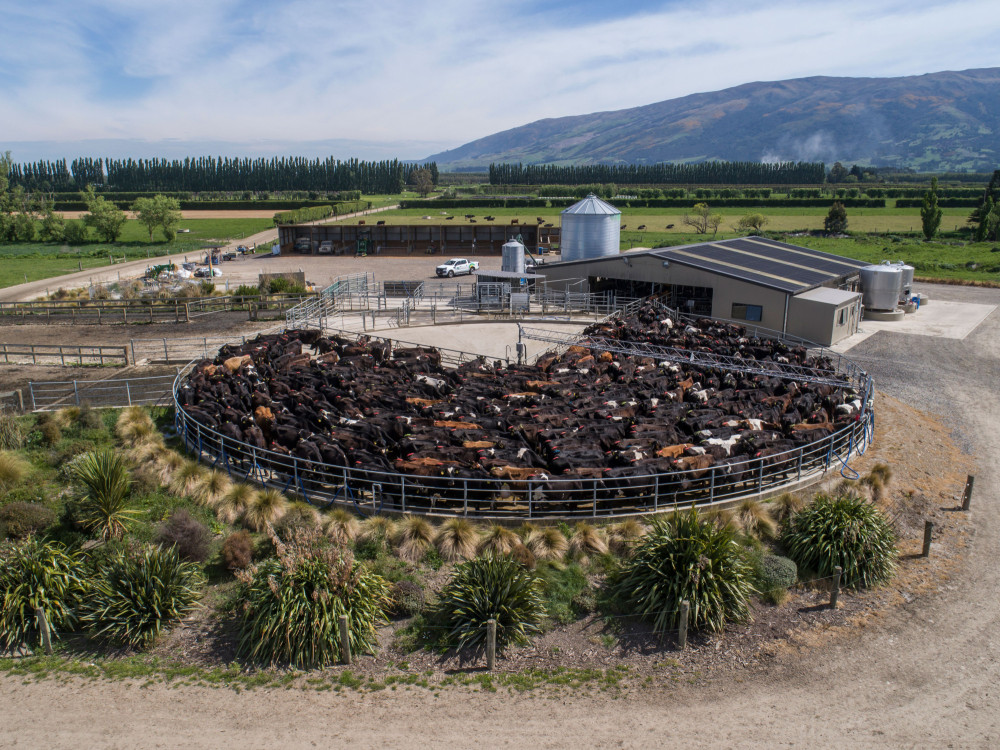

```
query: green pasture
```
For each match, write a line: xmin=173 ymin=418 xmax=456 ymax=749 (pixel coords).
xmin=0 ymin=218 xmax=273 ymax=289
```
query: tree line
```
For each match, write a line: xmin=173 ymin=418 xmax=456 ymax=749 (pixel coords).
xmin=489 ymin=161 xmax=826 ymax=186
xmin=6 ymin=156 xmax=439 ymax=194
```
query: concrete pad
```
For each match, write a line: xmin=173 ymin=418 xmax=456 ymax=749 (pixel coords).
xmin=832 ymin=299 xmax=997 ymax=353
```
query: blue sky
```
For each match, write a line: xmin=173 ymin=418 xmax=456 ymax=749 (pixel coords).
xmin=2 ymin=0 xmax=999 ymax=161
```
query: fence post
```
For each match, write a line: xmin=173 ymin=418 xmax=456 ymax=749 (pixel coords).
xmin=962 ymin=475 xmax=975 ymax=511
xmin=486 ymin=618 xmax=497 ymax=671
xmin=163 ymin=338 xmax=169 ymax=364
xmin=35 ymin=608 xmax=53 ymax=655
xmin=678 ymin=600 xmax=689 ymax=650
xmin=73 ymin=380 xmax=80 ymax=406
xmin=921 ymin=520 xmax=933 ymax=557
xmin=338 ymin=614 xmax=352 ymax=665
xmin=830 ymin=566 xmax=842 ymax=609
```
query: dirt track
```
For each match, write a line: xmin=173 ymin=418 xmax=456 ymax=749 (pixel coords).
xmin=1 ymin=282 xmax=998 ymax=747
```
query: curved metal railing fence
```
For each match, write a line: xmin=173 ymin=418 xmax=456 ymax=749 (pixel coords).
xmin=171 ymin=325 xmax=875 ymax=519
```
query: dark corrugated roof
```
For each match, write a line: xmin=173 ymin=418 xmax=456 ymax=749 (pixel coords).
xmin=650 ymin=237 xmax=867 ymax=293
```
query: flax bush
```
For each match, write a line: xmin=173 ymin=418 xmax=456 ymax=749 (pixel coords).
xmin=610 ymin=509 xmax=755 ymax=634
xmin=235 ymin=526 xmax=390 ymax=669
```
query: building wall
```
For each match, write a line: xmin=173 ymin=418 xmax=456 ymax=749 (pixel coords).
xmin=786 ymin=294 xmax=862 ymax=346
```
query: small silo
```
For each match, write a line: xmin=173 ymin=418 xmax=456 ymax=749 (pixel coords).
xmin=887 ymin=260 xmax=915 ymax=303
xmin=860 ymin=264 xmax=903 ymax=311
xmin=501 ymin=239 xmax=526 ymax=273
xmin=560 ymin=194 xmax=621 ymax=261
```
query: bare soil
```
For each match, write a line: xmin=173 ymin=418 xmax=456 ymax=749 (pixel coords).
xmin=0 ymin=282 xmax=997 ymax=748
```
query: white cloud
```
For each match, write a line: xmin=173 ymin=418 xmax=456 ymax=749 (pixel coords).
xmin=1 ymin=0 xmax=998 ymax=156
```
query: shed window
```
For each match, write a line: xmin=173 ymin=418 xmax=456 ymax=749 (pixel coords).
xmin=837 ymin=307 xmax=847 ymax=325
xmin=731 ymin=303 xmax=762 ymax=322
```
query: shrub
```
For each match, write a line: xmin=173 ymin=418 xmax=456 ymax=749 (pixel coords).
xmin=509 ymin=543 xmax=536 ymax=570
xmin=71 ymin=449 xmax=137 ymax=541
xmin=82 ymin=544 xmax=204 ymax=648
xmin=0 ymin=538 xmax=88 ymax=651
xmin=770 ymin=492 xmax=805 ymax=524
xmin=610 ymin=509 xmax=756 ymax=634
xmin=156 ymin=509 xmax=211 ymax=563
xmin=0 ymin=412 xmax=25 ymax=450
xmin=607 ymin=519 xmax=647 ymax=556
xmin=434 ymin=518 xmax=479 ymax=561
xmin=242 ymin=487 xmax=288 ymax=532
xmin=433 ymin=555 xmax=545 ymax=654
xmin=535 ymin=561 xmax=589 ymax=624
xmin=477 ymin=524 xmax=519 ymax=557
xmin=0 ymin=502 xmax=56 ymax=539
xmin=40 ymin=421 xmax=62 ymax=446
xmin=759 ymin=554 xmax=797 ymax=589
xmin=356 ymin=516 xmax=394 ymax=558
xmin=215 ymin=483 xmax=257 ymax=524
xmin=77 ymin=404 xmax=104 ymax=431
xmin=272 ymin=501 xmax=321 ymax=537
xmin=389 ymin=580 xmax=425 ymax=617
xmin=782 ymin=493 xmax=897 ymax=589
xmin=221 ymin=530 xmax=254 ymax=571
xmin=0 ymin=451 xmax=30 ymax=490
xmin=731 ymin=498 xmax=778 ymax=540
xmin=323 ymin=508 xmax=360 ymax=546
xmin=236 ymin=527 xmax=390 ymax=668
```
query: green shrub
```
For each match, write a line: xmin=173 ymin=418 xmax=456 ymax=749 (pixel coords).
xmin=83 ymin=544 xmax=204 ymax=648
xmin=156 ymin=508 xmax=211 ymax=563
xmin=0 ymin=502 xmax=56 ymax=539
xmin=71 ymin=449 xmax=137 ymax=541
xmin=39 ymin=422 xmax=62 ymax=446
xmin=535 ymin=561 xmax=589 ymax=624
xmin=0 ymin=538 xmax=88 ymax=651
xmin=236 ymin=527 xmax=390 ymax=668
xmin=759 ymin=554 xmax=797 ymax=591
xmin=221 ymin=530 xmax=254 ymax=571
xmin=77 ymin=404 xmax=104 ymax=431
xmin=610 ymin=509 xmax=755 ymax=634
xmin=389 ymin=580 xmax=425 ymax=617
xmin=782 ymin=493 xmax=897 ymax=589
xmin=433 ymin=555 xmax=545 ymax=654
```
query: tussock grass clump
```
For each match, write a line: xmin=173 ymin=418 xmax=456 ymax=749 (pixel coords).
xmin=0 ymin=411 xmax=25 ymax=450
xmin=0 ymin=503 xmax=56 ymax=540
xmin=191 ymin=469 xmax=231 ymax=508
xmin=357 ymin=516 xmax=394 ymax=556
xmin=215 ymin=483 xmax=258 ymax=524
xmin=242 ymin=487 xmax=289 ymax=532
xmin=731 ymin=498 xmax=778 ymax=540
xmin=392 ymin=515 xmax=435 ymax=562
xmin=274 ymin=502 xmax=322 ymax=537
xmin=770 ymin=492 xmax=805 ymax=524
xmin=782 ymin=492 xmax=897 ymax=589
xmin=607 ymin=519 xmax=647 ymax=556
xmin=236 ymin=526 xmax=390 ymax=668
xmin=83 ymin=544 xmax=203 ymax=648
xmin=0 ymin=538 xmax=87 ymax=652
xmin=569 ymin=521 xmax=608 ymax=561
xmin=71 ymin=449 xmax=137 ymax=541
xmin=433 ymin=555 xmax=545 ymax=655
xmin=169 ymin=461 xmax=208 ymax=498
xmin=525 ymin=526 xmax=569 ymax=561
xmin=324 ymin=508 xmax=360 ymax=546
xmin=434 ymin=518 xmax=480 ymax=561
xmin=477 ymin=524 xmax=520 ymax=557
xmin=0 ymin=451 xmax=30 ymax=490
xmin=153 ymin=450 xmax=185 ymax=485
xmin=611 ymin=509 xmax=755 ymax=634
xmin=116 ymin=407 xmax=155 ymax=442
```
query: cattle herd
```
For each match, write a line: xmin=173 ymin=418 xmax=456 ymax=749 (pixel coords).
xmin=175 ymin=302 xmax=868 ymax=515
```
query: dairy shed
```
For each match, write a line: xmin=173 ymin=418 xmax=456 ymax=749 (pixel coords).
xmin=535 ymin=236 xmax=866 ymax=345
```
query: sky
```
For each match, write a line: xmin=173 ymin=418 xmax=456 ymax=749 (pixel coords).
xmin=2 ymin=0 xmax=999 ymax=162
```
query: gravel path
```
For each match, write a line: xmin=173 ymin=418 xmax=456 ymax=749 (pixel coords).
xmin=1 ymin=281 xmax=998 ymax=748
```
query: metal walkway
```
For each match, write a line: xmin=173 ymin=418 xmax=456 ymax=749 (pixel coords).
xmin=517 ymin=325 xmax=852 ymax=388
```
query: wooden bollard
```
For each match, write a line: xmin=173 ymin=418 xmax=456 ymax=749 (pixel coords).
xmin=486 ymin=618 xmax=497 ymax=671
xmin=962 ymin=475 xmax=975 ymax=511
xmin=338 ymin=614 xmax=351 ymax=665
xmin=922 ymin=520 xmax=934 ymax=557
xmin=35 ymin=608 xmax=52 ymax=655
xmin=678 ymin=600 xmax=690 ymax=650
xmin=830 ymin=566 xmax=843 ymax=609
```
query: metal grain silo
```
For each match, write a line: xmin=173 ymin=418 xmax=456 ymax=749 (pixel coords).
xmin=887 ymin=260 xmax=914 ymax=302
xmin=560 ymin=194 xmax=621 ymax=261
xmin=501 ymin=239 xmax=526 ymax=273
xmin=860 ymin=264 xmax=903 ymax=311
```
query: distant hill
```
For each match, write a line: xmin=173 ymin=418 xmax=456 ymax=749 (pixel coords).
xmin=427 ymin=68 xmax=1000 ymax=173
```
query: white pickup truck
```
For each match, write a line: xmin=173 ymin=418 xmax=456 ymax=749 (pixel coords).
xmin=435 ymin=258 xmax=480 ymax=277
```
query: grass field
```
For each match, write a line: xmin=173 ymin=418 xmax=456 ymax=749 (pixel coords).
xmin=0 ymin=218 xmax=273 ymax=288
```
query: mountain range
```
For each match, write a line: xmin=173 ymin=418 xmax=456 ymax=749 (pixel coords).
xmin=425 ymin=68 xmax=1000 ymax=173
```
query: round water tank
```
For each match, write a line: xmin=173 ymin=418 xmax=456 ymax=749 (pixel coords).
xmin=887 ymin=260 xmax=914 ymax=301
xmin=501 ymin=239 xmax=526 ymax=273
xmin=560 ymin=194 xmax=621 ymax=262
xmin=861 ymin=265 xmax=903 ymax=311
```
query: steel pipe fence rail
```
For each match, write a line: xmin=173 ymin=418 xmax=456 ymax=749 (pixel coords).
xmin=0 ymin=343 xmax=129 ymax=366
xmin=173 ymin=388 xmax=873 ymax=520
xmin=30 ymin=373 xmax=179 ymax=411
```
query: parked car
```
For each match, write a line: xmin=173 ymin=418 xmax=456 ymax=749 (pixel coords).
xmin=317 ymin=240 xmax=334 ymax=255
xmin=435 ymin=258 xmax=480 ymax=277
xmin=293 ymin=237 xmax=313 ymax=253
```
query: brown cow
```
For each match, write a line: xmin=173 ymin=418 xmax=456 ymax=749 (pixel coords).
xmin=434 ymin=420 xmax=482 ymax=430
xmin=223 ymin=354 xmax=251 ymax=373
xmin=656 ymin=443 xmax=694 ymax=459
